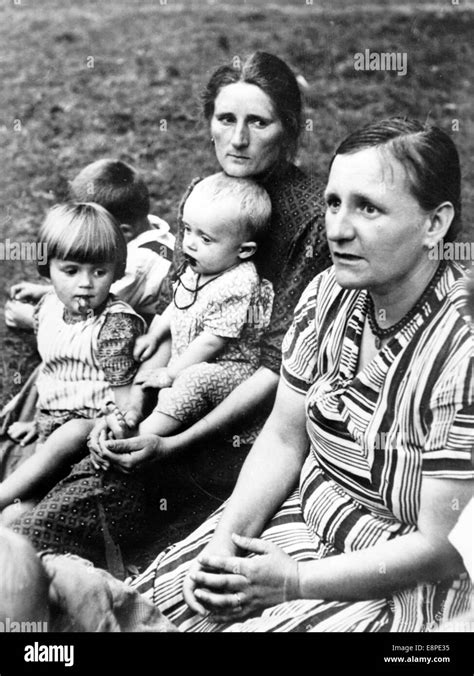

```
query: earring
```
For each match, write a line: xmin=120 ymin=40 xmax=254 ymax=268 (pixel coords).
xmin=210 ymin=136 xmax=215 ymax=144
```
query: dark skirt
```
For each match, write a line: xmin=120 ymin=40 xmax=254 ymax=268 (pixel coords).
xmin=2 ymin=368 xmax=251 ymax=574
xmin=11 ymin=456 xmax=149 ymax=573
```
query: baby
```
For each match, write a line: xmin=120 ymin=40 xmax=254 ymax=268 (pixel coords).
xmin=97 ymin=172 xmax=274 ymax=449
xmin=0 ymin=526 xmax=50 ymax=627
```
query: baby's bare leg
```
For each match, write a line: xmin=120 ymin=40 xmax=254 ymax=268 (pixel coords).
xmin=0 ymin=418 xmax=94 ymax=510
xmin=139 ymin=411 xmax=182 ymax=437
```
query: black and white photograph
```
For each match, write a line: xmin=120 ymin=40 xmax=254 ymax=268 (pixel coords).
xmin=0 ymin=0 xmax=472 ymax=671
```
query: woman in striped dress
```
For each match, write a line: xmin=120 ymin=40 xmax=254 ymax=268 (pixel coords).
xmin=127 ymin=118 xmax=473 ymax=632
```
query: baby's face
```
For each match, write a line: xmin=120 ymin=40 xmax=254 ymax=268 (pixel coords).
xmin=182 ymin=193 xmax=247 ymax=276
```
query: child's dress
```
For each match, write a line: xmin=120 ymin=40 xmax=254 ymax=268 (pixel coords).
xmin=155 ymin=261 xmax=274 ymax=424
xmin=34 ymin=292 xmax=145 ymax=442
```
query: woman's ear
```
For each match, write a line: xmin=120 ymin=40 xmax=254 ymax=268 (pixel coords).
xmin=424 ymin=201 xmax=455 ymax=248
xmin=238 ymin=241 xmax=257 ymax=260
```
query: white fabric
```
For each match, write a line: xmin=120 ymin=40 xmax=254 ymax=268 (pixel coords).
xmin=111 ymin=214 xmax=175 ymax=315
xmin=449 ymin=499 xmax=474 ymax=580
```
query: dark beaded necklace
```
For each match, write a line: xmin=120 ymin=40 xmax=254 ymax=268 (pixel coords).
xmin=366 ymin=262 xmax=445 ymax=349
xmin=173 ymin=262 xmax=239 ymax=310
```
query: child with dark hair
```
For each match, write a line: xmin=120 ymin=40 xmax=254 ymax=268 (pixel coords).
xmin=71 ymin=157 xmax=151 ymax=234
xmin=0 ymin=203 xmax=145 ymax=517
xmin=5 ymin=159 xmax=174 ymax=326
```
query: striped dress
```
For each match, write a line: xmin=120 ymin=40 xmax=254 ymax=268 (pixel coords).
xmin=131 ymin=261 xmax=473 ymax=632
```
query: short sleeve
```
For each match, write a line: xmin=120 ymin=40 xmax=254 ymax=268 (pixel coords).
xmin=281 ymin=275 xmax=321 ymax=394
xmin=110 ymin=264 xmax=143 ymax=308
xmin=202 ymin=273 xmax=255 ymax=339
xmin=97 ymin=312 xmax=145 ymax=386
xmin=423 ymin=355 xmax=474 ymax=479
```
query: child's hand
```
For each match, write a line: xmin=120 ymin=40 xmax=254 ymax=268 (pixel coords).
xmin=8 ymin=421 xmax=37 ymax=446
xmin=4 ymin=300 xmax=35 ymax=330
xmin=133 ymin=334 xmax=160 ymax=362
xmin=137 ymin=367 xmax=174 ymax=390
xmin=10 ymin=281 xmax=47 ymax=302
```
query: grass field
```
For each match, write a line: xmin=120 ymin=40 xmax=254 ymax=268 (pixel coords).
xmin=0 ymin=0 xmax=473 ymax=560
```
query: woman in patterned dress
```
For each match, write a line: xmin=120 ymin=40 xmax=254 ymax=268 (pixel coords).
xmin=89 ymin=50 xmax=331 ymax=472
xmin=125 ymin=118 xmax=473 ymax=632
xmin=10 ymin=51 xmax=332 ymax=566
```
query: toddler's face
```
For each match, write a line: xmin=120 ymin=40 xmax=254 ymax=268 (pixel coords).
xmin=49 ymin=259 xmax=115 ymax=316
xmin=182 ymin=193 xmax=248 ymax=276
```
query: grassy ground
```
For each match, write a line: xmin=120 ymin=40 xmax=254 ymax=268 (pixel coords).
xmin=0 ymin=0 xmax=473 ymax=565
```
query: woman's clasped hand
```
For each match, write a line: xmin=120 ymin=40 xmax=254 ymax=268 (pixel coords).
xmin=87 ymin=411 xmax=166 ymax=474
xmin=184 ymin=533 xmax=300 ymax=621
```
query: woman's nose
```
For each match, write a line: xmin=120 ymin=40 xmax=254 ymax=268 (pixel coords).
xmin=231 ymin=121 xmax=249 ymax=148
xmin=326 ymin=207 xmax=355 ymax=241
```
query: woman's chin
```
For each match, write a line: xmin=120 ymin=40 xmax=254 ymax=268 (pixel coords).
xmin=333 ymin=267 xmax=368 ymax=290
xmin=224 ymin=168 xmax=254 ymax=179
xmin=220 ymin=159 xmax=256 ymax=178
